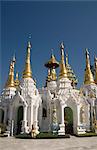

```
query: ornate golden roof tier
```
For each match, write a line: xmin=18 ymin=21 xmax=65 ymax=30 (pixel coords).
xmin=45 ymin=50 xmax=59 ymax=85
xmin=5 ymin=58 xmax=15 ymax=88
xmin=45 ymin=51 xmax=59 ymax=69
xmin=59 ymin=42 xmax=68 ymax=79
xmin=95 ymin=56 xmax=97 ymax=84
xmin=65 ymin=53 xmax=78 ymax=85
xmin=84 ymin=49 xmax=94 ymax=85
xmin=15 ymin=72 xmax=20 ymax=87
xmin=23 ymin=41 xmax=32 ymax=78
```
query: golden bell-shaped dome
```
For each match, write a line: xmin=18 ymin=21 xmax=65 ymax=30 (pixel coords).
xmin=45 ymin=50 xmax=59 ymax=69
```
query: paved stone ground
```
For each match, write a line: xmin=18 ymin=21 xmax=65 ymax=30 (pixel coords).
xmin=0 ymin=136 xmax=97 ymax=150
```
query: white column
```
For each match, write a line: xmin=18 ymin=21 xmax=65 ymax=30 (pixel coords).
xmin=58 ymin=103 xmax=65 ymax=135
xmin=77 ymin=104 xmax=86 ymax=134
xmin=61 ymin=105 xmax=64 ymax=125
xmin=35 ymin=107 xmax=38 ymax=126
xmin=4 ymin=108 xmax=7 ymax=124
xmin=11 ymin=120 xmax=14 ymax=136
xmin=24 ymin=106 xmax=27 ymax=122
xmin=30 ymin=103 xmax=33 ymax=129
xmin=77 ymin=105 xmax=80 ymax=126
xmin=9 ymin=105 xmax=13 ymax=121
xmin=33 ymin=106 xmax=39 ymax=134
xmin=22 ymin=105 xmax=27 ymax=133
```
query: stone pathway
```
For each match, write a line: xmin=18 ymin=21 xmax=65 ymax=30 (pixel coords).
xmin=0 ymin=136 xmax=97 ymax=150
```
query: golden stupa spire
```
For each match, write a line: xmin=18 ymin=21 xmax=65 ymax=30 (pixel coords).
xmin=5 ymin=56 xmax=16 ymax=88
xmin=15 ymin=72 xmax=20 ymax=87
xmin=59 ymin=42 xmax=67 ymax=79
xmin=23 ymin=41 xmax=32 ymax=78
xmin=95 ymin=56 xmax=97 ymax=84
xmin=84 ymin=48 xmax=94 ymax=85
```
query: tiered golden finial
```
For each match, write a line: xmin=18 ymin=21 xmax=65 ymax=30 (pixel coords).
xmin=95 ymin=56 xmax=97 ymax=84
xmin=45 ymin=49 xmax=59 ymax=68
xmin=84 ymin=48 xmax=94 ymax=85
xmin=65 ymin=53 xmax=78 ymax=86
xmin=15 ymin=72 xmax=20 ymax=87
xmin=5 ymin=56 xmax=16 ymax=88
xmin=59 ymin=42 xmax=67 ymax=79
xmin=23 ymin=41 xmax=32 ymax=78
xmin=45 ymin=49 xmax=59 ymax=83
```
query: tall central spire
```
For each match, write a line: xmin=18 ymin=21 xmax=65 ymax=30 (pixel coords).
xmin=95 ymin=56 xmax=97 ymax=84
xmin=23 ymin=41 xmax=32 ymax=78
xmin=84 ymin=49 xmax=94 ymax=85
xmin=59 ymin=42 xmax=67 ymax=79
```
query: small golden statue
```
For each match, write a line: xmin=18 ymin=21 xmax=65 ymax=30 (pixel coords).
xmin=31 ymin=125 xmax=36 ymax=138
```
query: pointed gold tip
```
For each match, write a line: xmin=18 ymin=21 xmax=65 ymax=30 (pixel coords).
xmin=84 ymin=48 xmax=94 ymax=85
xmin=23 ymin=41 xmax=32 ymax=79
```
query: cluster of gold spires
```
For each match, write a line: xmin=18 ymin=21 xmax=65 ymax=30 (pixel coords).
xmin=5 ymin=41 xmax=97 ymax=89
xmin=45 ymin=44 xmax=97 ymax=87
xmin=5 ymin=41 xmax=32 ymax=88
xmin=23 ymin=41 xmax=32 ymax=79
xmin=84 ymin=49 xmax=94 ymax=85
xmin=5 ymin=55 xmax=20 ymax=88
